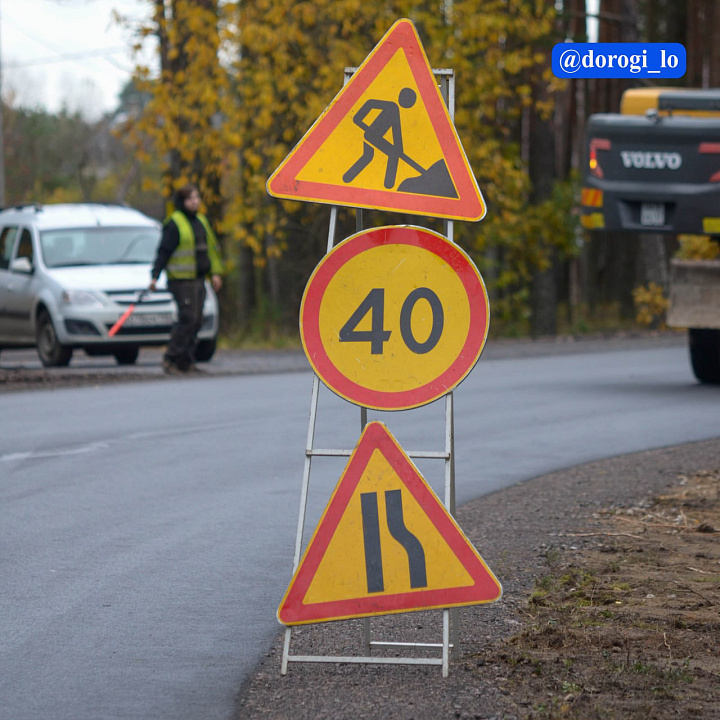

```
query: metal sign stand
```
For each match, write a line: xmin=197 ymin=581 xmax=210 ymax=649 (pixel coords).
xmin=281 ymin=70 xmax=463 ymax=677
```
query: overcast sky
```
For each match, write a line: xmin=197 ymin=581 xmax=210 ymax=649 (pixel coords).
xmin=2 ymin=1 xmax=599 ymax=121
xmin=2 ymin=0 xmax=154 ymax=119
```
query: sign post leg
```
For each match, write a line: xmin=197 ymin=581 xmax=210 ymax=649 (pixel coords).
xmin=281 ymin=64 xmax=482 ymax=670
xmin=444 ymin=393 xmax=461 ymax=660
xmin=281 ymin=375 xmax=321 ymax=675
xmin=282 ymin=388 xmax=463 ymax=672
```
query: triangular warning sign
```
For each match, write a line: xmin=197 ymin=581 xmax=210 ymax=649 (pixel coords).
xmin=267 ymin=19 xmax=486 ymax=222
xmin=278 ymin=422 xmax=501 ymax=625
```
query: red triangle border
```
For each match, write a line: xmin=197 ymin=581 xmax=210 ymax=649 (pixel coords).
xmin=278 ymin=422 xmax=502 ymax=625
xmin=267 ymin=19 xmax=486 ymax=222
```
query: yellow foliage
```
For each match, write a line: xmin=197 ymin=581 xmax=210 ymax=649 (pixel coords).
xmin=675 ymin=235 xmax=720 ymax=260
xmin=117 ymin=0 xmax=572 ymax=324
xmin=119 ymin=0 xmax=238 ymax=221
xmin=633 ymin=283 xmax=670 ymax=328
xmin=41 ymin=185 xmax=83 ymax=204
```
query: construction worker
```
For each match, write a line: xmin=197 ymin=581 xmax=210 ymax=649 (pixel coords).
xmin=149 ymin=184 xmax=224 ymax=374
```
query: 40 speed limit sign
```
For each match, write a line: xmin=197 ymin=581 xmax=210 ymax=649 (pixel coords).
xmin=300 ymin=225 xmax=489 ymax=411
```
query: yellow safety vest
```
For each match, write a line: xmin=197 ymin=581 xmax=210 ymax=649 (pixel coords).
xmin=165 ymin=211 xmax=224 ymax=280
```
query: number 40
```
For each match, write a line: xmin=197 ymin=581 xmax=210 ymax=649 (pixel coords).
xmin=339 ymin=288 xmax=444 ymax=355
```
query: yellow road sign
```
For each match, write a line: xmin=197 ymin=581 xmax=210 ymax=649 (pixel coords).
xmin=267 ymin=18 xmax=485 ymax=221
xmin=300 ymin=225 xmax=490 ymax=411
xmin=278 ymin=422 xmax=502 ymax=625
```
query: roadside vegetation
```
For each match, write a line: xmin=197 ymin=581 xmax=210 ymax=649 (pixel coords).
xmin=3 ymin=1 xmax=718 ymax=345
xmin=494 ymin=469 xmax=720 ymax=718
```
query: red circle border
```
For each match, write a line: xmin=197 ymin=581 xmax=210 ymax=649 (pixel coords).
xmin=300 ymin=226 xmax=489 ymax=411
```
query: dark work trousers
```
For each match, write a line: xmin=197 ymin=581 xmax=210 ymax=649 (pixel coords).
xmin=166 ymin=279 xmax=206 ymax=369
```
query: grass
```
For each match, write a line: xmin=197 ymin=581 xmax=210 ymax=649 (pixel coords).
xmin=217 ymin=301 xmax=668 ymax=351
xmin=218 ymin=326 xmax=302 ymax=350
xmin=498 ymin=470 xmax=719 ymax=719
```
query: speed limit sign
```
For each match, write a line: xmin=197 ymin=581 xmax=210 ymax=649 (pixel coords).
xmin=300 ymin=225 xmax=489 ymax=411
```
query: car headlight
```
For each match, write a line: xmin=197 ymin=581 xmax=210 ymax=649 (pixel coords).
xmin=61 ymin=290 xmax=103 ymax=307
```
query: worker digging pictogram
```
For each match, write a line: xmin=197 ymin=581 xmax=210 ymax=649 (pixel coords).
xmin=267 ymin=18 xmax=486 ymax=221
xmin=342 ymin=88 xmax=458 ymax=198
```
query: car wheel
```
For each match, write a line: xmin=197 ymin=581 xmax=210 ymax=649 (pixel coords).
xmin=689 ymin=328 xmax=720 ymax=384
xmin=113 ymin=346 xmax=140 ymax=365
xmin=195 ymin=338 xmax=217 ymax=362
xmin=36 ymin=309 xmax=73 ymax=367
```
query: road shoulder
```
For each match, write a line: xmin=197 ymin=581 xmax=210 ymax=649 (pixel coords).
xmin=234 ymin=436 xmax=720 ymax=720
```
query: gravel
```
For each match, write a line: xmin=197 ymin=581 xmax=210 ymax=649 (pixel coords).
xmin=233 ymin=436 xmax=720 ymax=720
xmin=3 ymin=330 xmax=710 ymax=720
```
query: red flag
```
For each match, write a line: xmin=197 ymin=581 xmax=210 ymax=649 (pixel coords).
xmin=108 ymin=290 xmax=149 ymax=337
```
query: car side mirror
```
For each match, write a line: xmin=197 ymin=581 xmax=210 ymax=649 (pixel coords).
xmin=10 ymin=257 xmax=33 ymax=274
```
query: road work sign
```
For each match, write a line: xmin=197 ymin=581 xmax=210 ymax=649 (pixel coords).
xmin=277 ymin=422 xmax=502 ymax=625
xmin=300 ymin=225 xmax=490 ymax=411
xmin=267 ymin=18 xmax=485 ymax=221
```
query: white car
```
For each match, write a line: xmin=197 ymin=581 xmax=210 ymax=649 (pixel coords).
xmin=0 ymin=203 xmax=219 ymax=366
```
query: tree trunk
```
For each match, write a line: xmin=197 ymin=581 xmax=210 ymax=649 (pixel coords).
xmin=528 ymin=78 xmax=558 ymax=337
xmin=686 ymin=0 xmax=703 ymax=86
xmin=710 ymin=0 xmax=720 ymax=86
xmin=530 ymin=252 xmax=559 ymax=337
xmin=238 ymin=245 xmax=256 ymax=327
xmin=114 ymin=159 xmax=140 ymax=204
xmin=265 ymin=233 xmax=281 ymax=314
xmin=639 ymin=233 xmax=668 ymax=291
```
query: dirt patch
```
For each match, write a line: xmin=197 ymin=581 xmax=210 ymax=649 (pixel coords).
xmin=235 ymin=442 xmax=720 ymax=720
xmin=492 ymin=469 xmax=720 ymax=718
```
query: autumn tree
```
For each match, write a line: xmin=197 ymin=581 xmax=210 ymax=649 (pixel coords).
xmin=442 ymin=1 xmax=572 ymax=334
xmin=2 ymin=103 xmax=123 ymax=205
xmin=122 ymin=1 xmax=240 ymax=236
xmin=234 ymin=0 xmax=575 ymax=333
xmin=118 ymin=0 xmax=255 ymax=330
xmin=109 ymin=0 xmax=720 ymax=337
xmin=642 ymin=0 xmax=720 ymax=86
xmin=117 ymin=0 xmax=577 ymax=334
xmin=233 ymin=1 xmax=430 ymax=327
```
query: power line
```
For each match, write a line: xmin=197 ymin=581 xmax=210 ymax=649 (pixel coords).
xmin=2 ymin=8 xmax=138 ymax=74
xmin=5 ymin=47 xmax=129 ymax=69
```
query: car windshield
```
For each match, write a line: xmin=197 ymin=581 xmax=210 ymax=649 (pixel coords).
xmin=40 ymin=227 xmax=160 ymax=268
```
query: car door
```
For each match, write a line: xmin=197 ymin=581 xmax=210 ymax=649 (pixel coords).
xmin=4 ymin=228 xmax=37 ymax=342
xmin=0 ymin=226 xmax=19 ymax=341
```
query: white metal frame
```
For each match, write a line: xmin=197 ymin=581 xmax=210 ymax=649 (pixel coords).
xmin=281 ymin=69 xmax=461 ymax=677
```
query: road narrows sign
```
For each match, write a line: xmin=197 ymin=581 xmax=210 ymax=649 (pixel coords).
xmin=300 ymin=225 xmax=490 ymax=411
xmin=267 ymin=18 xmax=485 ymax=221
xmin=277 ymin=422 xmax=502 ymax=625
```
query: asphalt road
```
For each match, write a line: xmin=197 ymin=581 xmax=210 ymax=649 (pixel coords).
xmin=2 ymin=336 xmax=719 ymax=720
